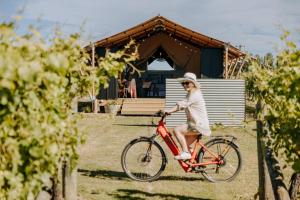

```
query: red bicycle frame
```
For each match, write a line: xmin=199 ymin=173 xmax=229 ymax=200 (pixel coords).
xmin=156 ymin=117 xmax=222 ymax=172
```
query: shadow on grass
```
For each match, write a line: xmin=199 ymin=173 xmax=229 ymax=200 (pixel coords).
xmin=78 ymin=169 xmax=204 ymax=182
xmin=246 ymin=104 xmax=255 ymax=115
xmin=108 ymin=189 xmax=212 ymax=200
xmin=113 ymin=123 xmax=157 ymax=127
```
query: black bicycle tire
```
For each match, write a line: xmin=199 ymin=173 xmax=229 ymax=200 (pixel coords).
xmin=121 ymin=137 xmax=167 ymax=182
xmin=198 ymin=139 xmax=242 ymax=182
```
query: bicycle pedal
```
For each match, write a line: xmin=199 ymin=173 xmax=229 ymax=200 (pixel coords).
xmin=194 ymin=168 xmax=205 ymax=173
xmin=195 ymin=165 xmax=206 ymax=170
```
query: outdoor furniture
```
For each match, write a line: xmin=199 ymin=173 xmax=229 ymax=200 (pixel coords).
xmin=142 ymin=81 xmax=152 ymax=97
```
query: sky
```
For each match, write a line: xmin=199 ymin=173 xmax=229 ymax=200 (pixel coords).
xmin=1 ymin=0 xmax=299 ymax=56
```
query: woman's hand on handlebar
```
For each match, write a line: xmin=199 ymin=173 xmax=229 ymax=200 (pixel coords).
xmin=164 ymin=111 xmax=171 ymax=116
xmin=156 ymin=110 xmax=171 ymax=117
xmin=163 ymin=105 xmax=178 ymax=116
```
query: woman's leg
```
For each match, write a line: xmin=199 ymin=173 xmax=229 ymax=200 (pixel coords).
xmin=132 ymin=86 xmax=137 ymax=98
xmin=173 ymin=124 xmax=189 ymax=152
xmin=185 ymin=134 xmax=198 ymax=148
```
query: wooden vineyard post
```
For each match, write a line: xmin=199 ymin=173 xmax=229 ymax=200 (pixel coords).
xmin=62 ymin=161 xmax=77 ymax=200
xmin=256 ymin=100 xmax=267 ymax=200
xmin=289 ymin=173 xmax=300 ymax=200
xmin=256 ymin=100 xmax=291 ymax=200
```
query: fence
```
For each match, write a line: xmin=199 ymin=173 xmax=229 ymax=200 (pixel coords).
xmin=165 ymin=79 xmax=245 ymax=127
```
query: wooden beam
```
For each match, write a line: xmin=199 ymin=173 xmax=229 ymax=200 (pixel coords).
xmin=227 ymin=58 xmax=237 ymax=77
xmin=234 ymin=56 xmax=246 ymax=78
xmin=229 ymin=57 xmax=241 ymax=78
xmin=224 ymin=44 xmax=229 ymax=79
xmin=229 ymin=56 xmax=245 ymax=78
xmin=228 ymin=58 xmax=233 ymax=68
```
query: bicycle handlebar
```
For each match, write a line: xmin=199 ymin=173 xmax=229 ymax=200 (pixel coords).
xmin=156 ymin=110 xmax=170 ymax=121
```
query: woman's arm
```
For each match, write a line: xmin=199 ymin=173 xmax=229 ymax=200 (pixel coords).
xmin=165 ymin=95 xmax=194 ymax=114
xmin=165 ymin=105 xmax=179 ymax=114
xmin=177 ymin=99 xmax=193 ymax=110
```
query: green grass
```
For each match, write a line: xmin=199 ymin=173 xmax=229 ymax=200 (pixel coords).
xmin=77 ymin=114 xmax=259 ymax=200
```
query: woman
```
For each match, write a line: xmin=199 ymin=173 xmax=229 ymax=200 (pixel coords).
xmin=128 ymin=77 xmax=137 ymax=98
xmin=126 ymin=73 xmax=137 ymax=98
xmin=165 ymin=72 xmax=211 ymax=160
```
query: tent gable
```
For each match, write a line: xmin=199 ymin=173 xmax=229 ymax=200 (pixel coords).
xmin=88 ymin=16 xmax=244 ymax=58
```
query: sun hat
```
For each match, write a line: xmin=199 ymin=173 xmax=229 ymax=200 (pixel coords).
xmin=177 ymin=72 xmax=200 ymax=89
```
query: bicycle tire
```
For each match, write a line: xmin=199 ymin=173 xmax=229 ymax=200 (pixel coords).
xmin=198 ymin=139 xmax=242 ymax=182
xmin=121 ymin=137 xmax=167 ymax=182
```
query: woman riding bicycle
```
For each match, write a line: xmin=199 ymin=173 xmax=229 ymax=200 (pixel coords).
xmin=165 ymin=72 xmax=211 ymax=160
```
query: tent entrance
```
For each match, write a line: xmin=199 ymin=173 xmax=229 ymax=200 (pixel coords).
xmin=139 ymin=47 xmax=177 ymax=98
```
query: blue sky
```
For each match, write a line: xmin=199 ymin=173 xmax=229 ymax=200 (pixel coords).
xmin=1 ymin=0 xmax=299 ymax=55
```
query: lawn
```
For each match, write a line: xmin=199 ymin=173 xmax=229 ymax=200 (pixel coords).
xmin=77 ymin=114 xmax=259 ymax=200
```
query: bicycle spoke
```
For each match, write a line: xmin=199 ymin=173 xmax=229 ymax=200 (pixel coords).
xmin=228 ymin=163 xmax=237 ymax=171
xmin=222 ymin=165 xmax=235 ymax=174
xmin=121 ymin=139 xmax=166 ymax=182
xmin=150 ymin=153 xmax=163 ymax=157
xmin=198 ymin=140 xmax=242 ymax=182
xmin=217 ymin=144 xmax=221 ymax=155
xmin=222 ymin=146 xmax=232 ymax=158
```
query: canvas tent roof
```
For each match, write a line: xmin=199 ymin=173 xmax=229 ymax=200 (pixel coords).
xmin=87 ymin=16 xmax=247 ymax=79
xmin=87 ymin=15 xmax=245 ymax=59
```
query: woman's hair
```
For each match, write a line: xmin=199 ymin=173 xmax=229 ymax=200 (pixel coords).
xmin=191 ymin=82 xmax=197 ymax=88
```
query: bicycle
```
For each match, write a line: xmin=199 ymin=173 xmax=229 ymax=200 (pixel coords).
xmin=121 ymin=112 xmax=242 ymax=182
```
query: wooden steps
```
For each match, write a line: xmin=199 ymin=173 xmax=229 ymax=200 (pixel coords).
xmin=121 ymin=98 xmax=165 ymax=115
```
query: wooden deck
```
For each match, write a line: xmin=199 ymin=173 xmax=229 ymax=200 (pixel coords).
xmin=121 ymin=98 xmax=165 ymax=115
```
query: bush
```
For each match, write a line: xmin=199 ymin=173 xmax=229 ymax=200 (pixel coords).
xmin=243 ymin=31 xmax=300 ymax=172
xmin=0 ymin=22 xmax=137 ymax=199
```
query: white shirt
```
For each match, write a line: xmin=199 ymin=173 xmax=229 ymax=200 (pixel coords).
xmin=177 ymin=89 xmax=211 ymax=136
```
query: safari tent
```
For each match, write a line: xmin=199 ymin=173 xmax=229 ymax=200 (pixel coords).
xmin=86 ymin=15 xmax=246 ymax=99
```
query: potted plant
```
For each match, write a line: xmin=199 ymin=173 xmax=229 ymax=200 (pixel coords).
xmin=104 ymin=100 xmax=121 ymax=115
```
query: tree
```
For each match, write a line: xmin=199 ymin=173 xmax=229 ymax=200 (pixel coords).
xmin=263 ymin=52 xmax=274 ymax=67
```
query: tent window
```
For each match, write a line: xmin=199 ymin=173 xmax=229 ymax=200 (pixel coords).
xmin=147 ymin=58 xmax=174 ymax=71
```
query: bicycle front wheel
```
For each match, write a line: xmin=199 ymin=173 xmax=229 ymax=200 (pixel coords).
xmin=198 ymin=139 xmax=242 ymax=182
xmin=121 ymin=137 xmax=167 ymax=182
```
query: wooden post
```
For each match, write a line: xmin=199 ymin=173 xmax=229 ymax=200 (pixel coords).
xmin=256 ymin=100 xmax=291 ymax=200
xmin=92 ymin=42 xmax=95 ymax=69
xmin=92 ymin=42 xmax=95 ymax=99
xmin=91 ymin=42 xmax=98 ymax=113
xmin=224 ymin=44 xmax=229 ymax=79
xmin=256 ymin=100 xmax=267 ymax=200
xmin=51 ymin=173 xmax=63 ymax=200
xmin=289 ymin=173 xmax=300 ymax=200
xmin=62 ymin=161 xmax=77 ymax=200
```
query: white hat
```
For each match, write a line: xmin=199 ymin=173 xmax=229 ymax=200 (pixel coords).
xmin=177 ymin=72 xmax=200 ymax=89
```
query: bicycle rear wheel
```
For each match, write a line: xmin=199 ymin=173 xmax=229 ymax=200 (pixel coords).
xmin=198 ymin=139 xmax=242 ymax=182
xmin=121 ymin=137 xmax=167 ymax=182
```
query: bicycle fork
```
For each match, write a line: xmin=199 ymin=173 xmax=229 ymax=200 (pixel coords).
xmin=141 ymin=134 xmax=157 ymax=163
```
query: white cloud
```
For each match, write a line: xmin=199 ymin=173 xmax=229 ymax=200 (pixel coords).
xmin=4 ymin=0 xmax=300 ymax=55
